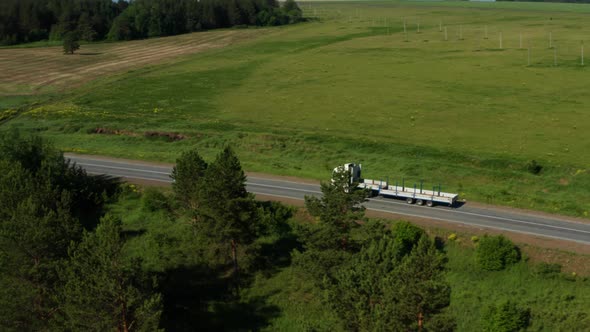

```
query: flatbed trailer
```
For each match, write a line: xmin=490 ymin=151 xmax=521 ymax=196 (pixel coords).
xmin=338 ymin=163 xmax=458 ymax=207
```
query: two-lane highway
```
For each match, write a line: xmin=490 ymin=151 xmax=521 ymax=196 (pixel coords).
xmin=66 ymin=154 xmax=590 ymax=245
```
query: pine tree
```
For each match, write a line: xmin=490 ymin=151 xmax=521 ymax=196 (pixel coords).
xmin=329 ymin=227 xmax=454 ymax=331
xmin=171 ymin=149 xmax=208 ymax=211
xmin=199 ymin=146 xmax=255 ymax=280
xmin=304 ymin=166 xmax=368 ymax=250
xmin=330 ymin=234 xmax=403 ymax=331
xmin=393 ymin=235 xmax=454 ymax=331
xmin=59 ymin=215 xmax=162 ymax=331
xmin=0 ymin=133 xmax=119 ymax=329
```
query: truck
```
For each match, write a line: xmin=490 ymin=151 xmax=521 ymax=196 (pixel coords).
xmin=334 ymin=163 xmax=458 ymax=207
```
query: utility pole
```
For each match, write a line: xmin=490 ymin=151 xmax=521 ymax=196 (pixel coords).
xmin=582 ymin=41 xmax=585 ymax=66
xmin=528 ymin=46 xmax=531 ymax=66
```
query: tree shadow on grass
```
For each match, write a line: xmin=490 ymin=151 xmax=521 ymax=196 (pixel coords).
xmin=158 ymin=265 xmax=280 ymax=331
xmin=250 ymin=233 xmax=302 ymax=277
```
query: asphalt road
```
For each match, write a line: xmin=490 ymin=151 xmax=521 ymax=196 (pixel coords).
xmin=66 ymin=154 xmax=590 ymax=245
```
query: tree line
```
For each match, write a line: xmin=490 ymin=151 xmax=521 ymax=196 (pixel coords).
xmin=0 ymin=0 xmax=303 ymax=46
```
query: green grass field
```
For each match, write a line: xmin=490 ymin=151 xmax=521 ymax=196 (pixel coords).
xmin=4 ymin=1 xmax=590 ymax=216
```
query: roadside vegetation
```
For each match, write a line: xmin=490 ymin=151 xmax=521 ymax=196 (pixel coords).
xmin=1 ymin=133 xmax=589 ymax=331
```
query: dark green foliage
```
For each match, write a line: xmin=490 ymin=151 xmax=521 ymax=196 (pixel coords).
xmin=391 ymin=221 xmax=426 ymax=256
xmin=0 ymin=0 xmax=126 ymax=46
xmin=1 ymin=0 xmax=302 ymax=46
xmin=62 ymin=30 xmax=80 ymax=54
xmin=534 ymin=262 xmax=562 ymax=278
xmin=0 ymin=132 xmax=119 ymax=330
xmin=199 ymin=146 xmax=254 ymax=241
xmin=329 ymin=231 xmax=453 ymax=331
xmin=304 ymin=166 xmax=368 ymax=250
xmin=142 ymin=187 xmax=170 ymax=212
xmin=525 ymin=160 xmax=543 ymax=175
xmin=293 ymin=167 xmax=369 ymax=291
xmin=58 ymin=215 xmax=162 ymax=331
xmin=482 ymin=301 xmax=530 ymax=332
xmin=171 ymin=149 xmax=208 ymax=210
xmin=395 ymin=235 xmax=453 ymax=331
xmin=282 ymin=0 xmax=303 ymax=23
xmin=195 ymin=146 xmax=257 ymax=280
xmin=254 ymin=201 xmax=295 ymax=238
xmin=476 ymin=235 xmax=521 ymax=271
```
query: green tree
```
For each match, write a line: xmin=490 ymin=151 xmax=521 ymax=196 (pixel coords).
xmin=59 ymin=215 xmax=162 ymax=331
xmin=282 ymin=0 xmax=302 ymax=23
xmin=62 ymin=30 xmax=80 ymax=54
xmin=171 ymin=149 xmax=208 ymax=212
xmin=482 ymin=300 xmax=530 ymax=332
xmin=476 ymin=235 xmax=521 ymax=271
xmin=199 ymin=146 xmax=256 ymax=279
xmin=394 ymin=235 xmax=453 ymax=331
xmin=0 ymin=132 xmax=119 ymax=330
xmin=304 ymin=166 xmax=368 ymax=250
xmin=108 ymin=10 xmax=136 ymax=40
xmin=329 ymin=233 xmax=402 ymax=331
xmin=329 ymin=226 xmax=452 ymax=332
xmin=77 ymin=13 xmax=97 ymax=41
xmin=0 ymin=193 xmax=80 ymax=330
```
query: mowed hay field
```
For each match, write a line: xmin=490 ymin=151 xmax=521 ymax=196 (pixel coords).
xmin=4 ymin=1 xmax=590 ymax=216
xmin=0 ymin=28 xmax=268 ymax=97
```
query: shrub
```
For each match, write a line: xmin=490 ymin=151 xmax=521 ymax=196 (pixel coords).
xmin=142 ymin=187 xmax=169 ymax=212
xmin=482 ymin=300 xmax=530 ymax=332
xmin=471 ymin=235 xmax=479 ymax=243
xmin=476 ymin=235 xmax=520 ymax=271
xmin=448 ymin=233 xmax=457 ymax=241
xmin=392 ymin=221 xmax=425 ymax=255
xmin=525 ymin=160 xmax=543 ymax=175
xmin=534 ymin=262 xmax=562 ymax=278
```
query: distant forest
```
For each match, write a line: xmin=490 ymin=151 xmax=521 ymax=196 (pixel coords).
xmin=0 ymin=0 xmax=303 ymax=46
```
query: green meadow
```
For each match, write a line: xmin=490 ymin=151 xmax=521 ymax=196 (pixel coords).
xmin=4 ymin=1 xmax=590 ymax=216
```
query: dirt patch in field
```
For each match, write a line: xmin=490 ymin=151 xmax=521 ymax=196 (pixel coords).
xmin=93 ymin=127 xmax=138 ymax=137
xmin=91 ymin=128 xmax=186 ymax=141
xmin=0 ymin=29 xmax=268 ymax=96
xmin=144 ymin=131 xmax=186 ymax=141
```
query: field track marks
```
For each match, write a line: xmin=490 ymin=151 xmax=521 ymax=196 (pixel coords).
xmin=0 ymin=29 xmax=266 ymax=95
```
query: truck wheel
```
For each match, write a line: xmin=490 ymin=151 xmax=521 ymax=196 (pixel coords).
xmin=406 ymin=198 xmax=414 ymax=204
xmin=426 ymin=200 xmax=434 ymax=207
xmin=416 ymin=199 xmax=424 ymax=206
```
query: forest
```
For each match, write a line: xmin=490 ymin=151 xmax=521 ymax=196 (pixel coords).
xmin=0 ymin=132 xmax=555 ymax=331
xmin=0 ymin=0 xmax=303 ymax=45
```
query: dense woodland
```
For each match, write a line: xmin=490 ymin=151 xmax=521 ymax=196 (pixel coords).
xmin=0 ymin=0 xmax=303 ymax=45
xmin=0 ymin=132 xmax=542 ymax=331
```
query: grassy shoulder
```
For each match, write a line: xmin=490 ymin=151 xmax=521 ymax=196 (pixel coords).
xmin=112 ymin=184 xmax=590 ymax=331
xmin=4 ymin=1 xmax=590 ymax=217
